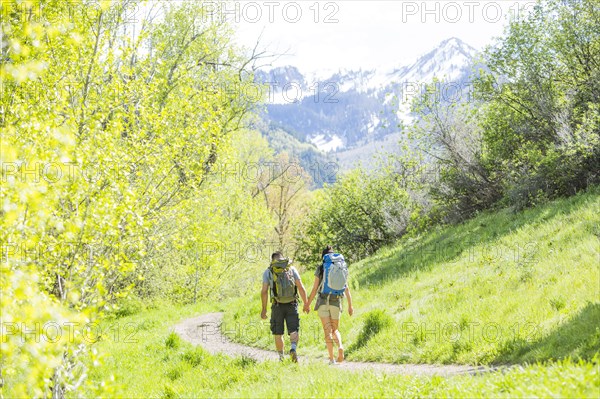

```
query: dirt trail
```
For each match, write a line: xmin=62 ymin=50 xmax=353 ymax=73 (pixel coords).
xmin=173 ymin=313 xmax=492 ymax=376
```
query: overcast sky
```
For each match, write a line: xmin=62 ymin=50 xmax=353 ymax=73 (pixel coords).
xmin=227 ymin=0 xmax=532 ymax=76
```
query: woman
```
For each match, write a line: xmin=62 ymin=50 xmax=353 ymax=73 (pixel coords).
xmin=304 ymin=246 xmax=353 ymax=364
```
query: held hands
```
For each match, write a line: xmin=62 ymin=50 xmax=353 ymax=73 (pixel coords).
xmin=260 ymin=309 xmax=267 ymax=320
xmin=303 ymin=303 xmax=311 ymax=314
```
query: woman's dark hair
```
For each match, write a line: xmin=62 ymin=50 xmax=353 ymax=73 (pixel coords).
xmin=321 ymin=245 xmax=333 ymax=257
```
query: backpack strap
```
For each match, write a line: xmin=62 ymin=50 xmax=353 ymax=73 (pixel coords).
xmin=268 ymin=266 xmax=276 ymax=303
xmin=317 ymin=261 xmax=325 ymax=294
xmin=288 ymin=266 xmax=299 ymax=300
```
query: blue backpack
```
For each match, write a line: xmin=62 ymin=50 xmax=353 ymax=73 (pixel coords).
xmin=321 ymin=253 xmax=348 ymax=295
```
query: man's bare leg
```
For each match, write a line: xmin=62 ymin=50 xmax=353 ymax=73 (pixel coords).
xmin=274 ymin=334 xmax=284 ymax=360
xmin=289 ymin=331 xmax=299 ymax=362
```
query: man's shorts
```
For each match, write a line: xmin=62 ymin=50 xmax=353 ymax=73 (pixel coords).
xmin=270 ymin=302 xmax=300 ymax=335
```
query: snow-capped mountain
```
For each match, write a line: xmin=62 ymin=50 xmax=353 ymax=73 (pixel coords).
xmin=390 ymin=37 xmax=478 ymax=84
xmin=256 ymin=38 xmax=480 ymax=154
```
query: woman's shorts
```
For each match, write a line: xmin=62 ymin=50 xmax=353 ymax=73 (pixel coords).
xmin=317 ymin=303 xmax=341 ymax=320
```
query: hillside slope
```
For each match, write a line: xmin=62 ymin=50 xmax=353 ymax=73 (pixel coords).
xmin=79 ymin=187 xmax=599 ymax=398
xmin=225 ymin=187 xmax=600 ymax=365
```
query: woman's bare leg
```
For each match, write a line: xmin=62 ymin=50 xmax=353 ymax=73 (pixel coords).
xmin=319 ymin=316 xmax=334 ymax=361
xmin=330 ymin=318 xmax=344 ymax=362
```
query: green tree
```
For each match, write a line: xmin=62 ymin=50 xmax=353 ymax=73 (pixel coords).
xmin=408 ymin=0 xmax=599 ymax=219
xmin=479 ymin=0 xmax=599 ymax=207
xmin=295 ymin=165 xmax=423 ymax=264
xmin=1 ymin=0 xmax=271 ymax=395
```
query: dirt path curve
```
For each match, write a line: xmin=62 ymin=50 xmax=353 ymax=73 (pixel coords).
xmin=173 ymin=313 xmax=491 ymax=376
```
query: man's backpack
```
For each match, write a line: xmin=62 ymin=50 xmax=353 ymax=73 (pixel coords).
xmin=269 ymin=259 xmax=297 ymax=304
xmin=321 ymin=253 xmax=348 ymax=296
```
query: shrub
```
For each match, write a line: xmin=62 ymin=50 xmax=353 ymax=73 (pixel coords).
xmin=181 ymin=347 xmax=206 ymax=367
xmin=113 ymin=296 xmax=145 ymax=318
xmin=165 ymin=332 xmax=181 ymax=349
xmin=349 ymin=310 xmax=393 ymax=352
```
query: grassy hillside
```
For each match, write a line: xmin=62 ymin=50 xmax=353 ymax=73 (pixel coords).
xmin=84 ymin=304 xmax=598 ymax=398
xmin=225 ymin=186 xmax=600 ymax=365
xmin=80 ymin=188 xmax=599 ymax=398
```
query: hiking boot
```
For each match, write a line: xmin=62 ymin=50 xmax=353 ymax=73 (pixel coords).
xmin=290 ymin=349 xmax=298 ymax=363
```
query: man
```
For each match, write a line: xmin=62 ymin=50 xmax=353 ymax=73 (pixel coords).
xmin=261 ymin=251 xmax=308 ymax=362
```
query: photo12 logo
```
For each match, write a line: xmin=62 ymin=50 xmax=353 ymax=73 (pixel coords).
xmin=200 ymin=1 xmax=340 ymax=24
xmin=265 ymin=81 xmax=340 ymax=104
xmin=399 ymin=1 xmax=537 ymax=23
xmin=212 ymin=160 xmax=339 ymax=185
xmin=0 ymin=321 xmax=138 ymax=344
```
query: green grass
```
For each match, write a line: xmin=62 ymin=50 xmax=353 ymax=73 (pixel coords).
xmin=76 ymin=187 xmax=599 ymax=397
xmin=84 ymin=303 xmax=599 ymax=398
xmin=225 ymin=186 xmax=600 ymax=365
xmin=348 ymin=309 xmax=394 ymax=353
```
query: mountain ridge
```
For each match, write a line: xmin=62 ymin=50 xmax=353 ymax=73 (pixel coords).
xmin=255 ymin=37 xmax=480 ymax=170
